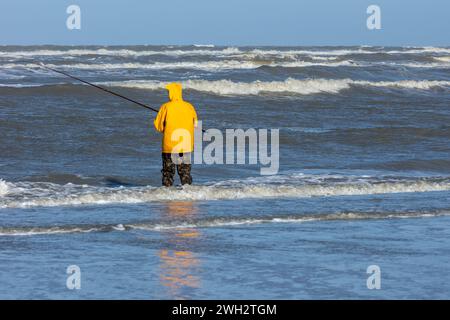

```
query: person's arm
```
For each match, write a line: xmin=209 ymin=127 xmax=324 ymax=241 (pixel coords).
xmin=154 ymin=104 xmax=167 ymax=133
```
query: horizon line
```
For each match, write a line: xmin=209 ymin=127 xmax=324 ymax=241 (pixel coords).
xmin=0 ymin=43 xmax=449 ymax=48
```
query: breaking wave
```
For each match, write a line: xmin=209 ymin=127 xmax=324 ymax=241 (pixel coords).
xmin=1 ymin=61 xmax=259 ymax=72
xmin=101 ymin=78 xmax=450 ymax=95
xmin=1 ymin=174 xmax=449 ymax=209
xmin=2 ymin=78 xmax=448 ymax=95
xmin=1 ymin=210 xmax=449 ymax=236
xmin=193 ymin=44 xmax=215 ymax=48
xmin=434 ymin=56 xmax=450 ymax=63
xmin=1 ymin=46 xmax=449 ymax=58
xmin=0 ymin=180 xmax=9 ymax=196
xmin=0 ymin=47 xmax=240 ymax=58
xmin=2 ymin=57 xmax=448 ymax=74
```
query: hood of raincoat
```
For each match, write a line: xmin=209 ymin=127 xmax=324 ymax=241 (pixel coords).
xmin=165 ymin=83 xmax=183 ymax=101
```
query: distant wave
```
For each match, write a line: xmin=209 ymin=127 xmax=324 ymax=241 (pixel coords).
xmin=0 ymin=83 xmax=51 ymax=88
xmin=1 ymin=46 xmax=449 ymax=58
xmin=246 ymin=47 xmax=450 ymax=57
xmin=100 ymin=78 xmax=450 ymax=95
xmin=0 ymin=59 xmax=361 ymax=72
xmin=1 ymin=174 xmax=449 ymax=209
xmin=1 ymin=61 xmax=260 ymax=71
xmin=1 ymin=58 xmax=448 ymax=74
xmin=1 ymin=210 xmax=449 ymax=236
xmin=0 ymin=47 xmax=239 ymax=58
xmin=193 ymin=44 xmax=215 ymax=48
xmin=386 ymin=47 xmax=450 ymax=54
xmin=434 ymin=56 xmax=450 ymax=63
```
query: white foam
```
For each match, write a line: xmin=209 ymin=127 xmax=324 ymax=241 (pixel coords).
xmin=1 ymin=175 xmax=449 ymax=209
xmin=271 ymin=60 xmax=357 ymax=68
xmin=2 ymin=57 xmax=448 ymax=75
xmin=0 ymin=83 xmax=51 ymax=88
xmin=434 ymin=56 xmax=450 ymax=63
xmin=387 ymin=47 xmax=450 ymax=54
xmin=0 ymin=180 xmax=9 ymax=196
xmin=360 ymin=79 xmax=450 ymax=90
xmin=112 ymin=224 xmax=126 ymax=231
xmin=0 ymin=227 xmax=100 ymax=236
xmin=101 ymin=78 xmax=450 ymax=95
xmin=193 ymin=44 xmax=215 ymax=48
xmin=310 ymin=56 xmax=339 ymax=61
xmin=1 ymin=59 xmax=358 ymax=72
xmin=246 ymin=48 xmax=369 ymax=57
xmin=102 ymin=78 xmax=349 ymax=95
xmin=2 ymin=210 xmax=449 ymax=236
xmin=391 ymin=62 xmax=450 ymax=68
xmin=0 ymin=47 xmax=372 ymax=59
xmin=0 ymin=47 xmax=240 ymax=58
xmin=1 ymin=61 xmax=259 ymax=72
xmin=236 ymin=47 xmax=450 ymax=57
xmin=1 ymin=47 xmax=449 ymax=61
xmin=2 ymin=78 xmax=449 ymax=93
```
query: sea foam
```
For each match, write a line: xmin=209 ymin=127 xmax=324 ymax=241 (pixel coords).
xmin=101 ymin=78 xmax=450 ymax=95
xmin=2 ymin=46 xmax=449 ymax=58
xmin=1 ymin=210 xmax=449 ymax=236
xmin=1 ymin=175 xmax=449 ymax=209
xmin=2 ymin=78 xmax=449 ymax=94
xmin=0 ymin=180 xmax=8 ymax=197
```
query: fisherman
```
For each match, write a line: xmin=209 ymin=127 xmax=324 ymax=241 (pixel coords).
xmin=154 ymin=83 xmax=198 ymax=187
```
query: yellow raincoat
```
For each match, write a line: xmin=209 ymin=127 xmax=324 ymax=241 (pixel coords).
xmin=154 ymin=83 xmax=198 ymax=153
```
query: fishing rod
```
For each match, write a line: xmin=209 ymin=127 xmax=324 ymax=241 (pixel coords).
xmin=39 ymin=63 xmax=206 ymax=132
xmin=39 ymin=63 xmax=160 ymax=113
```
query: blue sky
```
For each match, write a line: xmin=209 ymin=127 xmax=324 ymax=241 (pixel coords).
xmin=0 ymin=0 xmax=448 ymax=46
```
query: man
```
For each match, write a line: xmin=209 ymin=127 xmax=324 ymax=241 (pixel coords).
xmin=154 ymin=83 xmax=198 ymax=187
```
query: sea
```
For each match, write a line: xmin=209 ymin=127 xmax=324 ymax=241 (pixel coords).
xmin=0 ymin=45 xmax=449 ymax=299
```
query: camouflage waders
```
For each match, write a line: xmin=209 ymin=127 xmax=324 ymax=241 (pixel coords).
xmin=161 ymin=153 xmax=192 ymax=187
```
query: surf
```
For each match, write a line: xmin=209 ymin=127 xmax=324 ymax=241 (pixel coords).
xmin=1 ymin=174 xmax=450 ymax=209
xmin=1 ymin=210 xmax=449 ymax=237
xmin=0 ymin=180 xmax=9 ymax=196
xmin=99 ymin=78 xmax=450 ymax=96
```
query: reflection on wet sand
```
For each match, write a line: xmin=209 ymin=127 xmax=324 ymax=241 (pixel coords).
xmin=158 ymin=201 xmax=201 ymax=299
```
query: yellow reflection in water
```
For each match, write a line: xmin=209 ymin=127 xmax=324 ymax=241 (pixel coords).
xmin=158 ymin=201 xmax=201 ymax=299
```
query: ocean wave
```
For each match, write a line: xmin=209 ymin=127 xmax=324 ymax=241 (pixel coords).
xmin=0 ymin=47 xmax=371 ymax=59
xmin=101 ymin=78 xmax=450 ymax=95
xmin=1 ymin=174 xmax=449 ymax=209
xmin=0 ymin=61 xmax=260 ymax=71
xmin=0 ymin=47 xmax=239 ymax=58
xmin=434 ymin=56 xmax=450 ymax=62
xmin=0 ymin=226 xmax=102 ymax=236
xmin=2 ymin=78 xmax=448 ymax=94
xmin=193 ymin=44 xmax=215 ymax=48
xmin=102 ymin=78 xmax=351 ymax=95
xmin=249 ymin=47 xmax=450 ymax=56
xmin=390 ymin=62 xmax=450 ymax=68
xmin=1 ymin=210 xmax=449 ymax=236
xmin=0 ymin=59 xmax=359 ymax=72
xmin=0 ymin=180 xmax=9 ymax=196
xmin=0 ymin=83 xmax=51 ymax=88
xmin=386 ymin=47 xmax=450 ymax=54
xmin=360 ymin=79 xmax=450 ymax=90
xmin=2 ymin=46 xmax=449 ymax=59
xmin=2 ymin=58 xmax=447 ymax=75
